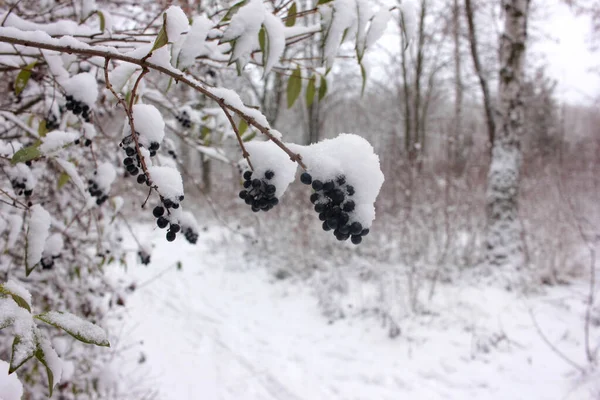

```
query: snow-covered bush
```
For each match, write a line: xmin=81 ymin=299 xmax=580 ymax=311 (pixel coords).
xmin=0 ymin=0 xmax=415 ymax=396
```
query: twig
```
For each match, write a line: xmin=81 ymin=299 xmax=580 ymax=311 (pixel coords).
xmin=220 ymin=104 xmax=254 ymax=171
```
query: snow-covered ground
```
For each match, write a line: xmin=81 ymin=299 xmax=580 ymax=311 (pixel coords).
xmin=109 ymin=225 xmax=599 ymax=400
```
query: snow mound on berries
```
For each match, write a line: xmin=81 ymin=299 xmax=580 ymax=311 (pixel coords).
xmin=95 ymin=162 xmax=116 ymax=193
xmin=62 ymin=73 xmax=98 ymax=106
xmin=43 ymin=233 xmax=64 ymax=258
xmin=245 ymin=140 xmax=298 ymax=198
xmin=149 ymin=166 xmax=183 ymax=202
xmin=39 ymin=130 xmax=78 ymax=154
xmin=132 ymin=104 xmax=165 ymax=148
xmin=290 ymin=133 xmax=384 ymax=227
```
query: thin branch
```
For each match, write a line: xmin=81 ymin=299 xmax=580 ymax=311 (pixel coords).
xmin=220 ymin=105 xmax=254 ymax=171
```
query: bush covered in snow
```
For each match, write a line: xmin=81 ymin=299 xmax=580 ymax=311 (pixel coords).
xmin=0 ymin=0 xmax=413 ymax=396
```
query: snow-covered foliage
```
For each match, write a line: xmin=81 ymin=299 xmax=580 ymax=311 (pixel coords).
xmin=0 ymin=0 xmax=401 ymax=396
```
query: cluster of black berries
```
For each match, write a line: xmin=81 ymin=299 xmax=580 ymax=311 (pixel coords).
xmin=87 ymin=178 xmax=109 ymax=205
xmin=75 ymin=137 xmax=92 ymax=147
xmin=176 ymin=110 xmax=192 ymax=129
xmin=238 ymin=170 xmax=279 ymax=212
xmin=65 ymin=95 xmax=91 ymax=122
xmin=10 ymin=177 xmax=32 ymax=197
xmin=138 ymin=249 xmax=151 ymax=265
xmin=120 ymin=133 xmax=160 ymax=184
xmin=300 ymin=172 xmax=369 ymax=244
xmin=153 ymin=197 xmax=184 ymax=242
xmin=46 ymin=113 xmax=59 ymax=131
xmin=183 ymin=226 xmax=198 ymax=244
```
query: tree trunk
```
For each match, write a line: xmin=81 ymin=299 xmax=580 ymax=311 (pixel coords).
xmin=485 ymin=0 xmax=530 ymax=268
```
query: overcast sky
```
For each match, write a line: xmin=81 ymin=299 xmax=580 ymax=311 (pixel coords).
xmin=532 ymin=1 xmax=599 ymax=104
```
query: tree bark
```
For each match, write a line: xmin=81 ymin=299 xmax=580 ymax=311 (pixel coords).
xmin=484 ymin=0 xmax=530 ymax=268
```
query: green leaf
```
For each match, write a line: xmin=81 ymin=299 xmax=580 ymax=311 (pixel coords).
xmin=318 ymin=76 xmax=328 ymax=101
xmin=97 ymin=10 xmax=106 ymax=32
xmin=176 ymin=261 xmax=182 ymax=271
xmin=238 ymin=119 xmax=248 ymax=135
xmin=317 ymin=0 xmax=333 ymax=4
xmin=35 ymin=311 xmax=110 ymax=347
xmin=0 ymin=284 xmax=31 ymax=312
xmin=14 ymin=61 xmax=36 ymax=96
xmin=35 ymin=346 xmax=55 ymax=397
xmin=306 ymin=75 xmax=316 ymax=107
xmin=38 ymin=120 xmax=48 ymax=137
xmin=287 ymin=67 xmax=302 ymax=108
xmin=57 ymin=172 xmax=70 ymax=189
xmin=242 ymin=131 xmax=256 ymax=142
xmin=221 ymin=0 xmax=246 ymax=23
xmin=9 ymin=336 xmax=34 ymax=374
xmin=258 ymin=27 xmax=266 ymax=54
xmin=360 ymin=63 xmax=367 ymax=96
xmin=151 ymin=14 xmax=169 ymax=52
xmin=200 ymin=126 xmax=211 ymax=139
xmin=286 ymin=2 xmax=297 ymax=27
xmin=11 ymin=144 xmax=41 ymax=165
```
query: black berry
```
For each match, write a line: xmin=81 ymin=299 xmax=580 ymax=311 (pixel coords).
xmin=153 ymin=206 xmax=164 ymax=218
xmin=166 ymin=231 xmax=176 ymax=242
xmin=300 ymin=172 xmax=312 ymax=185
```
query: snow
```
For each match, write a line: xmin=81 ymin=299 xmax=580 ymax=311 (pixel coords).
xmin=283 ymin=24 xmax=321 ymax=39
xmin=6 ymin=214 xmax=22 ymax=249
xmin=9 ymin=306 xmax=36 ymax=370
xmin=111 ymin=225 xmax=599 ymax=400
xmin=355 ymin=0 xmax=374 ymax=58
xmin=365 ymin=9 xmax=392 ymax=49
xmin=262 ymin=13 xmax=285 ymax=75
xmin=61 ymin=72 xmax=98 ymax=107
xmin=245 ymin=140 xmax=298 ymax=198
xmin=55 ymin=158 xmax=86 ymax=196
xmin=94 ymin=162 xmax=116 ymax=193
xmin=107 ymin=63 xmax=139 ymax=93
xmin=177 ymin=15 xmax=211 ymax=69
xmin=39 ymin=130 xmax=78 ymax=154
xmin=82 ymin=122 xmax=97 ymax=140
xmin=289 ymin=133 xmax=384 ymax=227
xmin=322 ymin=0 xmax=357 ymax=67
xmin=27 ymin=205 xmax=51 ymax=268
xmin=9 ymin=164 xmax=36 ymax=191
xmin=165 ymin=6 xmax=190 ymax=43
xmin=148 ymin=166 xmax=183 ymax=202
xmin=0 ymin=140 xmax=22 ymax=156
xmin=221 ymin=0 xmax=265 ymax=63
xmin=3 ymin=280 xmax=32 ymax=309
xmin=40 ymin=311 xmax=109 ymax=347
xmin=0 ymin=12 xmax=96 ymax=37
xmin=179 ymin=211 xmax=198 ymax=231
xmin=211 ymin=87 xmax=270 ymax=128
xmin=43 ymin=233 xmax=64 ymax=258
xmin=132 ymin=104 xmax=165 ymax=148
xmin=0 ymin=360 xmax=23 ymax=400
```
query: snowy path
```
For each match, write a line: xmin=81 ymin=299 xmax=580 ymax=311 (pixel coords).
xmin=111 ymin=226 xmax=597 ymax=400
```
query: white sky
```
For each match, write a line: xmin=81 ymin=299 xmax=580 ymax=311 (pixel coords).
xmin=532 ymin=1 xmax=600 ymax=104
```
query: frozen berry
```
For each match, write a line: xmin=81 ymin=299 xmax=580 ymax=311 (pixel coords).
xmin=166 ymin=231 xmax=176 ymax=242
xmin=300 ymin=172 xmax=312 ymax=185
xmin=137 ymin=174 xmax=147 ymax=184
xmin=125 ymin=147 xmax=135 ymax=156
xmin=124 ymin=157 xmax=134 ymax=166
xmin=163 ymin=198 xmax=173 ymax=208
xmin=322 ymin=221 xmax=332 ymax=231
xmin=351 ymin=235 xmax=362 ymax=245
xmin=342 ymin=201 xmax=355 ymax=212
xmin=350 ymin=222 xmax=363 ymax=235
xmin=264 ymin=170 xmax=275 ymax=180
xmin=243 ymin=180 xmax=252 ymax=188
xmin=310 ymin=193 xmax=320 ymax=204
xmin=153 ymin=206 xmax=164 ymax=218
xmin=157 ymin=217 xmax=168 ymax=229
xmin=323 ymin=181 xmax=335 ymax=191
xmin=149 ymin=142 xmax=160 ymax=151
xmin=170 ymin=224 xmax=181 ymax=233
xmin=312 ymin=180 xmax=323 ymax=191
xmin=336 ymin=176 xmax=346 ymax=185
xmin=346 ymin=185 xmax=355 ymax=196
xmin=252 ymin=179 xmax=261 ymax=188
xmin=239 ymin=190 xmax=248 ymax=199
xmin=243 ymin=170 xmax=252 ymax=181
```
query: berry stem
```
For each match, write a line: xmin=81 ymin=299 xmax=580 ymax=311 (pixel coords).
xmin=220 ymin=104 xmax=254 ymax=171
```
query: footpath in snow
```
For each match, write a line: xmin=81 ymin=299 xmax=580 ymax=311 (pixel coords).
xmin=109 ymin=225 xmax=598 ymax=400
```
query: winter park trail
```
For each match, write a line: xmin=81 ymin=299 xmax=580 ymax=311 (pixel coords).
xmin=111 ymin=226 xmax=598 ymax=400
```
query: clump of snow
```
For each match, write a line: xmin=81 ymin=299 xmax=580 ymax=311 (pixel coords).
xmin=245 ymin=140 xmax=298 ymax=198
xmin=43 ymin=233 xmax=64 ymax=258
xmin=27 ymin=205 xmax=52 ymax=268
xmin=40 ymin=311 xmax=109 ymax=347
xmin=82 ymin=122 xmax=97 ymax=140
xmin=211 ymin=87 xmax=269 ymax=128
xmin=262 ymin=13 xmax=285 ymax=75
xmin=147 ymin=46 xmax=172 ymax=68
xmin=321 ymin=0 xmax=357 ymax=67
xmin=165 ymin=6 xmax=189 ymax=43
xmin=9 ymin=163 xmax=36 ymax=191
xmin=0 ymin=359 xmax=23 ymax=400
xmin=112 ymin=196 xmax=124 ymax=214
xmin=365 ymin=9 xmax=391 ymax=49
xmin=0 ymin=140 xmax=22 ymax=156
xmin=107 ymin=63 xmax=139 ymax=93
xmin=6 ymin=214 xmax=22 ymax=248
xmin=95 ymin=162 xmax=116 ymax=193
xmin=148 ymin=166 xmax=183 ymax=202
xmin=355 ymin=0 xmax=374 ymax=58
xmin=289 ymin=134 xmax=384 ymax=227
xmin=81 ymin=0 xmax=97 ymax=18
xmin=61 ymin=73 xmax=98 ymax=107
xmin=221 ymin=0 xmax=265 ymax=63
xmin=10 ymin=306 xmax=36 ymax=369
xmin=179 ymin=211 xmax=198 ymax=231
xmin=39 ymin=130 xmax=78 ymax=154
xmin=3 ymin=280 xmax=32 ymax=308
xmin=177 ymin=15 xmax=211 ymax=69
xmin=132 ymin=104 xmax=165 ymax=148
